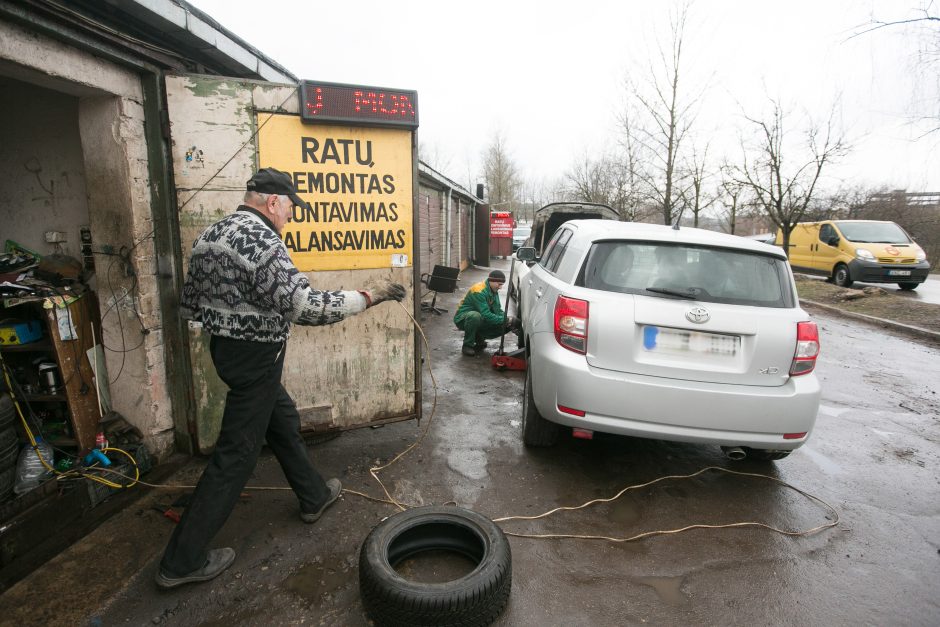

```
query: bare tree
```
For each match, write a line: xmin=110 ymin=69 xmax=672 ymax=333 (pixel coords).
xmin=417 ymin=141 xmax=453 ymax=173
xmin=717 ymin=165 xmax=746 ymax=234
xmin=735 ymin=97 xmax=849 ymax=255
xmin=851 ymin=2 xmax=940 ymax=136
xmin=676 ymin=142 xmax=716 ymax=227
xmin=565 ymin=154 xmax=614 ymax=205
xmin=481 ymin=130 xmax=521 ymax=207
xmin=624 ymin=2 xmax=704 ymax=225
xmin=613 ymin=108 xmax=649 ymax=221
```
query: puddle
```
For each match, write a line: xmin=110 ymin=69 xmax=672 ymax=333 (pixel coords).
xmin=799 ymin=445 xmax=844 ymax=475
xmin=281 ymin=560 xmax=353 ymax=605
xmin=608 ymin=496 xmax=640 ymax=525
xmin=634 ymin=575 xmax=688 ymax=606
xmin=817 ymin=404 xmax=850 ymax=417
xmin=395 ymin=549 xmax=478 ymax=583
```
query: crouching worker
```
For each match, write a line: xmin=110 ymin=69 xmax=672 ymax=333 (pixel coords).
xmin=453 ymin=269 xmax=516 ymax=356
xmin=156 ymin=167 xmax=406 ymax=589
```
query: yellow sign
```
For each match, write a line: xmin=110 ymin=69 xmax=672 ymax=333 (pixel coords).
xmin=257 ymin=114 xmax=413 ymax=271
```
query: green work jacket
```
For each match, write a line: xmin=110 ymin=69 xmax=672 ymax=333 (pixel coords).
xmin=453 ymin=281 xmax=505 ymax=326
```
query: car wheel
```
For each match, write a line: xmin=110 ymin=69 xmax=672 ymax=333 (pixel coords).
xmin=898 ymin=282 xmax=918 ymax=291
xmin=358 ymin=505 xmax=512 ymax=627
xmin=833 ymin=264 xmax=853 ymax=288
xmin=746 ymin=448 xmax=792 ymax=461
xmin=522 ymin=364 xmax=558 ymax=447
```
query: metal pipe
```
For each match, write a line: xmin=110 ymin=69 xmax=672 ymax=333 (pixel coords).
xmin=721 ymin=446 xmax=747 ymax=460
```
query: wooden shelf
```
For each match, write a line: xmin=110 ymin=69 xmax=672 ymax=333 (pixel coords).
xmin=0 ymin=340 xmax=52 ymax=353
xmin=25 ymin=393 xmax=67 ymax=402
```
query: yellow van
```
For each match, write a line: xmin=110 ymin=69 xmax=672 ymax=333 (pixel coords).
xmin=777 ymin=220 xmax=930 ymax=290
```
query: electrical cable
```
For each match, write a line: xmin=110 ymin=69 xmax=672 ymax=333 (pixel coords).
xmin=1 ymin=355 xmax=140 ymax=490
xmin=124 ymin=298 xmax=839 ymax=545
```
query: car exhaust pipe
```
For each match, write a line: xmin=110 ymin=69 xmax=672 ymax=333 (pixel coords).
xmin=721 ymin=446 xmax=747 ymax=461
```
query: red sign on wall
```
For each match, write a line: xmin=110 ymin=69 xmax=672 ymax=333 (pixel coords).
xmin=490 ymin=212 xmax=513 ymax=238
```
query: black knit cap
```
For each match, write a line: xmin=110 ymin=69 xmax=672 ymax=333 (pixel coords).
xmin=247 ymin=167 xmax=310 ymax=210
xmin=488 ymin=270 xmax=506 ymax=281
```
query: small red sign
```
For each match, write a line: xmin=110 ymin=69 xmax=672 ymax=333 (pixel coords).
xmin=490 ymin=213 xmax=513 ymax=238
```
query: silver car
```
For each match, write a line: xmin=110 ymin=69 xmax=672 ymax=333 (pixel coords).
xmin=516 ymin=221 xmax=821 ymax=461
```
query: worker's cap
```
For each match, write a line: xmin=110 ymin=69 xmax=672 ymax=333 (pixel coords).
xmin=247 ymin=168 xmax=309 ymax=210
xmin=488 ymin=270 xmax=506 ymax=282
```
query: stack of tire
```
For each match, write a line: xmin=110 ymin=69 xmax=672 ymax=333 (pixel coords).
xmin=0 ymin=394 xmax=18 ymax=501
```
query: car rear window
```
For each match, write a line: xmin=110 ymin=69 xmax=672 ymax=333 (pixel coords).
xmin=578 ymin=241 xmax=795 ymax=308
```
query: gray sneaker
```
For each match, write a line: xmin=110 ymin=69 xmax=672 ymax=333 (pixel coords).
xmin=155 ymin=547 xmax=235 ymax=589
xmin=300 ymin=478 xmax=342 ymax=523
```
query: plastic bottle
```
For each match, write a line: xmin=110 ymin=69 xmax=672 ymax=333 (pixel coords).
xmin=14 ymin=437 xmax=54 ymax=495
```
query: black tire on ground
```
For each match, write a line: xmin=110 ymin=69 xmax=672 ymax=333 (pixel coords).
xmin=359 ymin=505 xmax=512 ymax=627
xmin=746 ymin=448 xmax=792 ymax=461
xmin=521 ymin=364 xmax=559 ymax=447
xmin=897 ymin=282 xmax=919 ymax=291
xmin=0 ymin=394 xmax=14 ymax=429
xmin=833 ymin=264 xmax=853 ymax=288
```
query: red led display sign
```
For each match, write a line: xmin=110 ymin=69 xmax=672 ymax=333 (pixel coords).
xmin=299 ymin=80 xmax=418 ymax=129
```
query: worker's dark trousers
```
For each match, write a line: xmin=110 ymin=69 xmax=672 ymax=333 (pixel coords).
xmin=455 ymin=311 xmax=505 ymax=347
xmin=160 ymin=336 xmax=331 ymax=577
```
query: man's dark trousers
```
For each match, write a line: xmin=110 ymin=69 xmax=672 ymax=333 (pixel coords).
xmin=160 ymin=336 xmax=330 ymax=576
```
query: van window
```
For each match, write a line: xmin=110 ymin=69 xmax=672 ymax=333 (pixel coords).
xmin=819 ymin=224 xmax=836 ymax=244
xmin=579 ymin=241 xmax=795 ymax=308
xmin=835 ymin=222 xmax=912 ymax=244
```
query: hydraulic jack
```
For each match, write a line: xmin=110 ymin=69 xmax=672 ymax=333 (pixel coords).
xmin=491 ymin=260 xmax=527 ymax=371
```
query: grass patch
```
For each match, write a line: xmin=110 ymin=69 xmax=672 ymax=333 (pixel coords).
xmin=795 ymin=276 xmax=940 ymax=333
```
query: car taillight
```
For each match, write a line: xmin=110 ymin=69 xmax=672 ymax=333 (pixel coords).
xmin=554 ymin=296 xmax=589 ymax=354
xmin=790 ymin=321 xmax=819 ymax=376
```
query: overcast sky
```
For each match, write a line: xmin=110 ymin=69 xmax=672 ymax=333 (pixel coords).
xmin=187 ymin=0 xmax=939 ymax=197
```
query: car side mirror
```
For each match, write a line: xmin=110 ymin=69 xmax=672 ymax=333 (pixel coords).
xmin=516 ymin=246 xmax=538 ymax=262
xmin=826 ymin=236 xmax=839 ymax=246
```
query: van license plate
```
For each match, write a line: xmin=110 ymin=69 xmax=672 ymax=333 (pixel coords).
xmin=643 ymin=326 xmax=739 ymax=356
xmin=888 ymin=270 xmax=911 ymax=276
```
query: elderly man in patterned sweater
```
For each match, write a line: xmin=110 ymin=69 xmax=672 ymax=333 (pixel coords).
xmin=156 ymin=168 xmax=405 ymax=589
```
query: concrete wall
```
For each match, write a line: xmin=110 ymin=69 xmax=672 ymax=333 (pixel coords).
xmin=0 ymin=78 xmax=90 ymax=258
xmin=0 ymin=18 xmax=173 ymax=458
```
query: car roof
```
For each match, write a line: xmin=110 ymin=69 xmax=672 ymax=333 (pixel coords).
xmin=564 ymin=220 xmax=788 ymax=259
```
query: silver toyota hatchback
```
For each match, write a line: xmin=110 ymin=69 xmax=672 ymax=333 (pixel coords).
xmin=515 ymin=221 xmax=821 ymax=461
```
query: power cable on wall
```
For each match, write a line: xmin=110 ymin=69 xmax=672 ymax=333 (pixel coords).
xmin=84 ymin=87 xmax=301 ymax=384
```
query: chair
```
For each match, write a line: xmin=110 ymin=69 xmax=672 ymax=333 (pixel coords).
xmin=420 ymin=265 xmax=460 ymax=315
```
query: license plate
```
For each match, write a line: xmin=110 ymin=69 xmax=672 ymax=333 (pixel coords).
xmin=888 ymin=270 xmax=911 ymax=276
xmin=643 ymin=326 xmax=740 ymax=356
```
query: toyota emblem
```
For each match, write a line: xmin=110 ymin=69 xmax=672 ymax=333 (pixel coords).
xmin=685 ymin=307 xmax=710 ymax=324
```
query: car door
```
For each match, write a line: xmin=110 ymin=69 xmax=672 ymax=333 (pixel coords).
xmin=522 ymin=228 xmax=573 ymax=336
xmin=812 ymin=222 xmax=841 ymax=273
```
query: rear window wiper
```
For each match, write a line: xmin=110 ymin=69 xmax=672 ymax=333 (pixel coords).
xmin=645 ymin=287 xmax=699 ymax=300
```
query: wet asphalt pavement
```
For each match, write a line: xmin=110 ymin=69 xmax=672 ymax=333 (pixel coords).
xmin=3 ymin=261 xmax=938 ymax=626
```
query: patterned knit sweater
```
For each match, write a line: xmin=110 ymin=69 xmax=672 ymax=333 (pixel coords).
xmin=180 ymin=208 xmax=367 ymax=342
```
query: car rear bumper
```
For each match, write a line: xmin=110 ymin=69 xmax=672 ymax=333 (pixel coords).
xmin=529 ymin=335 xmax=821 ymax=449
xmin=847 ymin=259 xmax=930 ymax=284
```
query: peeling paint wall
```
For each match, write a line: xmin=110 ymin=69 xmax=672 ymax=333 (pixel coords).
xmin=0 ymin=19 xmax=173 ymax=458
xmin=166 ymin=75 xmax=417 ymax=450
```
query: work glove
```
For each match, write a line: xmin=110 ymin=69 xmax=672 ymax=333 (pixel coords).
xmin=505 ymin=315 xmax=519 ymax=330
xmin=368 ymin=283 xmax=406 ymax=306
